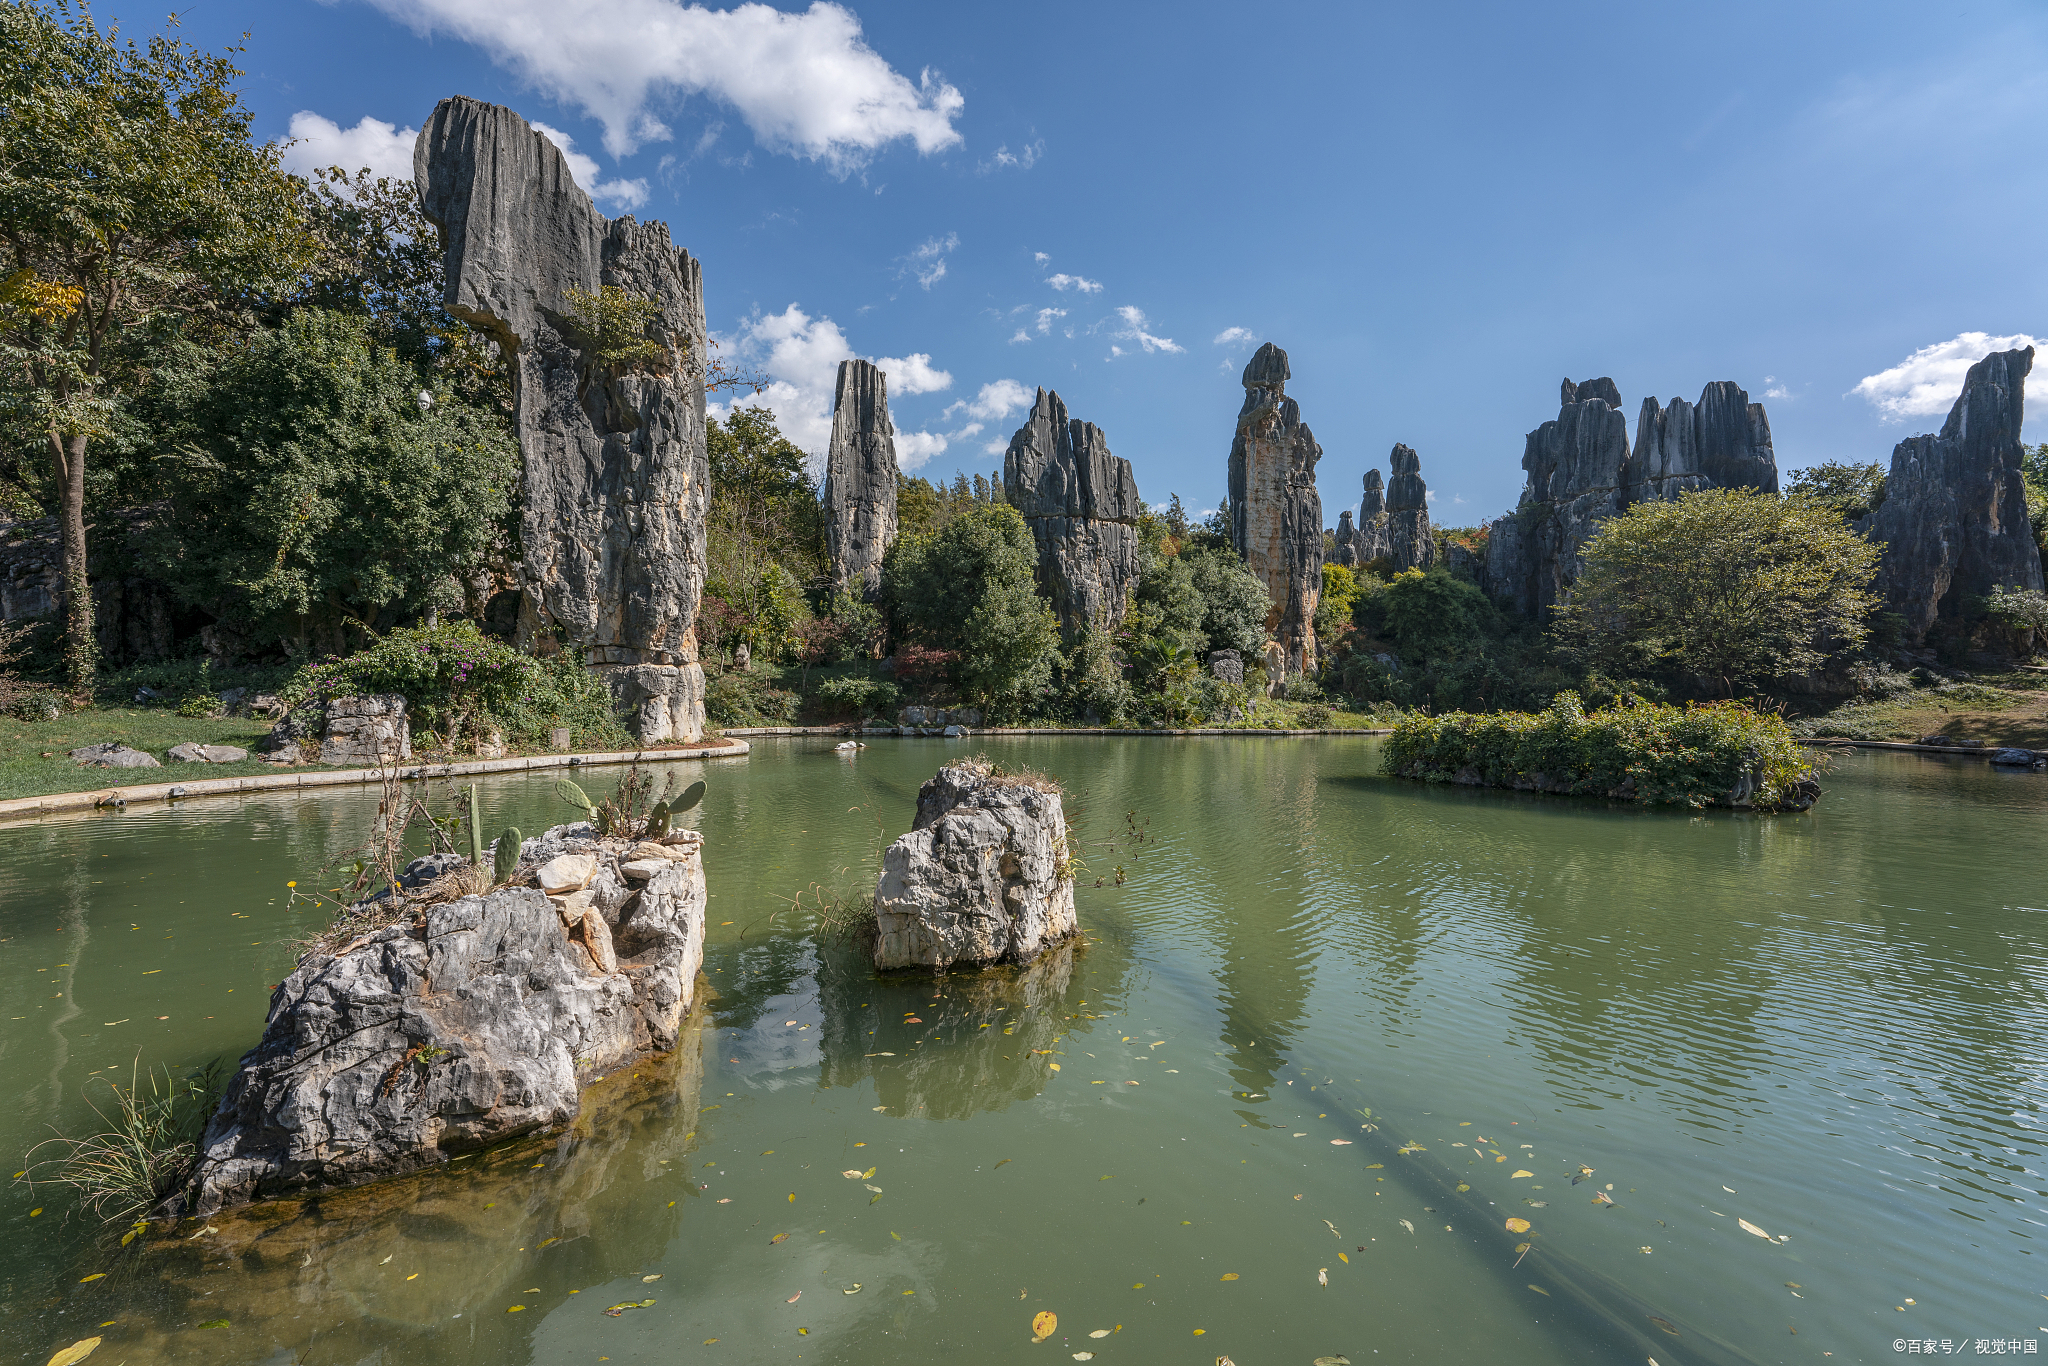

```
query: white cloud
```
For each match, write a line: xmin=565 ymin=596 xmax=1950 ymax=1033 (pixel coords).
xmin=979 ymin=139 xmax=1043 ymax=172
xmin=944 ymin=379 xmax=1033 ymax=423
xmin=1033 ymin=251 xmax=1050 ymax=265
xmin=1763 ymin=374 xmax=1792 ymax=401
xmin=362 ymin=0 xmax=964 ymax=168
xmin=874 ymin=351 xmax=953 ymax=394
xmin=530 ymin=121 xmax=649 ymax=209
xmin=1111 ymin=305 xmax=1184 ymax=355
xmin=280 ymin=112 xmax=417 ymax=181
xmin=1851 ymin=332 xmax=2041 ymax=420
xmin=1009 ymin=328 xmax=1032 ymax=344
xmin=900 ymin=232 xmax=958 ymax=289
xmin=1047 ymin=273 xmax=1102 ymax=293
xmin=1212 ymin=326 xmax=1256 ymax=347
xmin=710 ymin=304 xmax=954 ymax=470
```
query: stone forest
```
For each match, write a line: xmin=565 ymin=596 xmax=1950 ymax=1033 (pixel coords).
xmin=5 ymin=11 xmax=2048 ymax=1366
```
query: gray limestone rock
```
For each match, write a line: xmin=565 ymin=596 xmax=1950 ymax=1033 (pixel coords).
xmin=184 ymin=822 xmax=706 ymax=1214
xmin=1867 ymin=347 xmax=2042 ymax=643
xmin=1003 ymin=388 xmax=1141 ymax=640
xmin=1208 ymin=649 xmax=1244 ymax=685
xmin=1485 ymin=377 xmax=1780 ymax=616
xmin=873 ymin=763 xmax=1078 ymax=971
xmin=416 ymin=97 xmax=708 ymax=742
xmin=1385 ymin=444 xmax=1435 ymax=573
xmin=823 ymin=359 xmax=900 ymax=599
xmin=318 ymin=694 xmax=411 ymax=766
xmin=69 ymin=742 xmax=159 ymax=769
xmin=1332 ymin=510 xmax=1358 ymax=566
xmin=1354 ymin=468 xmax=1392 ymax=565
xmin=166 ymin=742 xmax=250 ymax=764
xmin=1228 ymin=343 xmax=1324 ymax=675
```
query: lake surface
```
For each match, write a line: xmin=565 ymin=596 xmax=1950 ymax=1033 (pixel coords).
xmin=2 ymin=737 xmax=2046 ymax=1365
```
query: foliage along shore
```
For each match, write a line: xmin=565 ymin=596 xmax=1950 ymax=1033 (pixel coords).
xmin=1381 ymin=693 xmax=1822 ymax=812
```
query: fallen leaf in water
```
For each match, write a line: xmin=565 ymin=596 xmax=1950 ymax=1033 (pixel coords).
xmin=1087 ymin=1329 xmax=1111 ymax=1338
xmin=1074 ymin=1356 xmax=1094 ymax=1363
xmin=843 ymin=1283 xmax=863 ymax=1294
xmin=1512 ymin=1170 xmax=1534 ymax=1179
xmin=870 ymin=1193 xmax=883 ymax=1205
xmin=1528 ymin=1285 xmax=1549 ymax=1296
xmin=1738 ymin=1218 xmax=1772 ymax=1240
xmin=44 ymin=1339 xmax=102 ymax=1366
xmin=1456 ymin=1183 xmax=1470 ymax=1192
xmin=1366 ymin=1163 xmax=1384 ymax=1169
xmin=603 ymin=1300 xmax=656 ymax=1317
xmin=1032 ymin=1310 xmax=1057 ymax=1340
xmin=1592 ymin=1192 xmax=1615 ymax=1207
xmin=1572 ymin=1165 xmax=1594 ymax=1184
xmin=1339 ymin=1252 xmax=1349 ymax=1263
xmin=1217 ymin=1272 xmax=1240 ymax=1281
xmin=1649 ymin=1316 xmax=1680 ymax=1336
xmin=1214 ymin=1358 xmax=1234 ymax=1366
xmin=1640 ymin=1246 xmax=1653 ymax=1255
xmin=1524 ymin=1200 xmax=1547 ymax=1208
xmin=198 ymin=1318 xmax=230 ymax=1329
xmin=642 ymin=1274 xmax=661 ymax=1282
xmin=842 ymin=1170 xmax=862 ymax=1179
xmin=994 ymin=1159 xmax=1011 ymax=1169
xmin=717 ymin=1198 xmax=731 ymax=1204
xmin=1399 ymin=1220 xmax=1414 ymax=1234
xmin=406 ymin=1273 xmax=419 ymax=1281
xmin=864 ymin=1184 xmax=883 ymax=1193
xmin=1398 ymin=1143 xmax=1426 ymax=1154
xmin=1722 ymin=1185 xmax=1736 ymax=1193
xmin=1317 ymin=1268 xmax=1329 ymax=1286
xmin=506 ymin=1306 xmax=524 ymax=1314
xmin=1505 ymin=1218 xmax=1532 ymax=1233
xmin=1331 ymin=1139 xmax=1352 ymax=1145
xmin=770 ymin=1233 xmax=789 ymax=1244
xmin=1786 ymin=1282 xmax=1802 ymax=1289
xmin=787 ymin=1292 xmax=802 ymax=1303
xmin=862 ymin=1167 xmax=876 ymax=1179
xmin=1049 ymin=1063 xmax=1061 ymax=1071
xmin=78 ymin=1274 xmax=104 ymax=1283
xmin=1313 ymin=1358 xmax=1353 ymax=1366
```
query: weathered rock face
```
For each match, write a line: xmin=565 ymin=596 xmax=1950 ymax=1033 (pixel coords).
xmin=823 ymin=358 xmax=900 ymax=598
xmin=255 ymin=694 xmax=411 ymax=766
xmin=1484 ymin=377 xmax=1779 ymax=616
xmin=1003 ymin=388 xmax=1141 ymax=640
xmin=1867 ymin=347 xmax=2043 ymax=642
xmin=1353 ymin=468 xmax=1392 ymax=565
xmin=69 ymin=742 xmax=158 ymax=769
xmin=1385 ymin=444 xmax=1435 ymax=573
xmin=185 ymin=821 xmax=706 ymax=1214
xmin=873 ymin=763 xmax=1078 ymax=971
xmin=417 ymin=97 xmax=708 ymax=743
xmin=1331 ymin=510 xmax=1358 ymax=566
xmin=1228 ymin=343 xmax=1323 ymax=674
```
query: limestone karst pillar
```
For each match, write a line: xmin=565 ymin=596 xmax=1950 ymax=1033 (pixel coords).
xmin=1227 ymin=343 xmax=1323 ymax=676
xmin=823 ymin=358 xmax=900 ymax=599
xmin=1002 ymin=388 xmax=1142 ymax=641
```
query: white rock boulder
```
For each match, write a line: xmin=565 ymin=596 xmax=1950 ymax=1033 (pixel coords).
xmin=873 ymin=762 xmax=1078 ymax=971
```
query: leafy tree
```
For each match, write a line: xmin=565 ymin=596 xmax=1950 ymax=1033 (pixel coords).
xmin=702 ymin=406 xmax=824 ymax=657
xmin=1184 ymin=545 xmax=1271 ymax=656
xmin=1315 ymin=561 xmax=1362 ymax=648
xmin=146 ymin=309 xmax=516 ymax=655
xmin=1787 ymin=460 xmax=1887 ymax=522
xmin=884 ymin=502 xmax=1059 ymax=714
xmin=1382 ymin=566 xmax=1490 ymax=662
xmin=564 ymin=284 xmax=667 ymax=372
xmin=894 ymin=467 xmax=1004 ymax=541
xmin=1555 ymin=488 xmax=1880 ymax=696
xmin=0 ymin=1 xmax=313 ymax=689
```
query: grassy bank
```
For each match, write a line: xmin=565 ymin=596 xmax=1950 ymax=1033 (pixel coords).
xmin=1791 ymin=672 xmax=2048 ymax=747
xmin=0 ymin=708 xmax=282 ymax=801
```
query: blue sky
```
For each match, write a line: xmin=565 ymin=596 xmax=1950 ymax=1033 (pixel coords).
xmin=146 ymin=0 xmax=2048 ymax=527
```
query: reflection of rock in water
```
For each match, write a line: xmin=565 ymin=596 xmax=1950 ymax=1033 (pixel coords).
xmin=111 ymin=1011 xmax=703 ymax=1362
xmin=816 ymin=938 xmax=1100 ymax=1120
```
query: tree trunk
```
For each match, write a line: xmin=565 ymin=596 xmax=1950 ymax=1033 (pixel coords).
xmin=51 ymin=430 xmax=96 ymax=694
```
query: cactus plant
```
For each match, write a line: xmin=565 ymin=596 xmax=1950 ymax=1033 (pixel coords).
xmin=556 ymin=778 xmax=595 ymax=818
xmin=493 ymin=826 xmax=522 ymax=885
xmin=646 ymin=801 xmax=671 ymax=838
xmin=467 ymin=785 xmax=485 ymax=868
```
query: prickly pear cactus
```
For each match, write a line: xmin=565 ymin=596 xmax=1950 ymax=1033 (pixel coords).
xmin=646 ymin=801 xmax=670 ymax=838
xmin=555 ymin=778 xmax=593 ymax=815
xmin=493 ymin=827 xmax=522 ymax=885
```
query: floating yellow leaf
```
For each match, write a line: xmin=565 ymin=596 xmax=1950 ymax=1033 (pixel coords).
xmin=1339 ymin=1252 xmax=1349 ymax=1263
xmin=1365 ymin=1163 xmax=1384 ymax=1169
xmin=406 ymin=1273 xmax=419 ymax=1281
xmin=1505 ymin=1218 xmax=1531 ymax=1233
xmin=1738 ymin=1218 xmax=1772 ymax=1240
xmin=788 ymin=1193 xmax=795 ymax=1203
xmin=1090 ymin=1329 xmax=1111 ymax=1338
xmin=770 ymin=1233 xmax=789 ymax=1244
xmin=1032 ymin=1310 xmax=1057 ymax=1340
xmin=1313 ymin=1358 xmax=1353 ymax=1366
xmin=507 ymin=1306 xmax=525 ymax=1313
xmin=45 ymin=1339 xmax=101 ymax=1366
xmin=1456 ymin=1183 xmax=1470 ymax=1192
xmin=78 ymin=1274 xmax=104 ymax=1283
xmin=1219 ymin=1272 xmax=1238 ymax=1281
xmin=1528 ymin=1285 xmax=1549 ymax=1296
xmin=862 ymin=1167 xmax=876 ymax=1180
xmin=1074 ymin=1356 xmax=1094 ymax=1362
xmin=1049 ymin=1063 xmax=1060 ymax=1071
xmin=1512 ymin=1170 xmax=1534 ymax=1179
xmin=642 ymin=1274 xmax=662 ymax=1282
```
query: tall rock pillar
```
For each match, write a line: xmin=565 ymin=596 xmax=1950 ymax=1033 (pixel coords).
xmin=1228 ymin=343 xmax=1323 ymax=675
xmin=417 ymin=96 xmax=708 ymax=742
xmin=1385 ymin=444 xmax=1435 ymax=572
xmin=1867 ymin=347 xmax=2042 ymax=643
xmin=1354 ymin=468 xmax=1392 ymax=565
xmin=1002 ymin=388 xmax=1142 ymax=640
xmin=822 ymin=359 xmax=899 ymax=598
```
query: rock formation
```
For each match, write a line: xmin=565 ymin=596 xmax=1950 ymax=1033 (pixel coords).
xmin=256 ymin=693 xmax=411 ymax=766
xmin=1228 ymin=343 xmax=1324 ymax=674
xmin=1385 ymin=444 xmax=1435 ymax=572
xmin=417 ymin=97 xmax=708 ymax=743
xmin=1002 ymin=388 xmax=1142 ymax=640
xmin=873 ymin=762 xmax=1078 ymax=971
xmin=1331 ymin=510 xmax=1358 ymax=566
xmin=1353 ymin=468 xmax=1392 ymax=565
xmin=1866 ymin=347 xmax=2043 ymax=642
xmin=186 ymin=819 xmax=706 ymax=1213
xmin=1484 ymin=377 xmax=1779 ymax=616
xmin=822 ymin=358 xmax=899 ymax=598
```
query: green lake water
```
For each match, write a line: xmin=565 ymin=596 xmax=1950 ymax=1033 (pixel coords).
xmin=2 ymin=737 xmax=2046 ymax=1365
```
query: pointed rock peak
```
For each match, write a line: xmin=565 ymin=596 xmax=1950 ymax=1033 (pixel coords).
xmin=1569 ymin=377 xmax=1623 ymax=410
xmin=1243 ymin=342 xmax=1291 ymax=389
xmin=834 ymin=358 xmax=890 ymax=420
xmin=1362 ymin=468 xmax=1384 ymax=493
xmin=1389 ymin=443 xmax=1421 ymax=476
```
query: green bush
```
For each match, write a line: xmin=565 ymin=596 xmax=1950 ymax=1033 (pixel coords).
xmin=705 ymin=667 xmax=799 ymax=727
xmin=1382 ymin=567 xmax=1490 ymax=661
xmin=884 ymin=503 xmax=1060 ymax=717
xmin=1382 ymin=692 xmax=1819 ymax=810
xmin=815 ymin=675 xmax=900 ymax=716
xmin=280 ymin=622 xmax=627 ymax=749
xmin=1980 ymin=586 xmax=2048 ymax=655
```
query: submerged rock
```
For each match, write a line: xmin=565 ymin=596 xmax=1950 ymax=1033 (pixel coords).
xmin=823 ymin=358 xmax=900 ymax=598
xmin=873 ymin=762 xmax=1078 ymax=971
xmin=1866 ymin=346 xmax=2043 ymax=643
xmin=184 ymin=821 xmax=706 ymax=1214
xmin=417 ymin=97 xmax=709 ymax=742
xmin=1228 ymin=343 xmax=1324 ymax=675
xmin=1003 ymin=388 xmax=1142 ymax=640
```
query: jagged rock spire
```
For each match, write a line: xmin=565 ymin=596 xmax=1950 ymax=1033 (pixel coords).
xmin=1003 ymin=388 xmax=1141 ymax=640
xmin=823 ymin=359 xmax=899 ymax=598
xmin=1228 ymin=343 xmax=1323 ymax=675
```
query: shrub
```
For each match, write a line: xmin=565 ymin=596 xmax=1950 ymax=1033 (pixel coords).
xmin=1382 ymin=692 xmax=1819 ymax=810
xmin=1382 ymin=567 xmax=1490 ymax=661
xmin=705 ymin=667 xmax=799 ymax=727
xmin=1980 ymin=586 xmax=2048 ymax=655
xmin=1297 ymin=703 xmax=1334 ymax=728
xmin=884 ymin=503 xmax=1060 ymax=716
xmin=815 ymin=675 xmax=900 ymax=716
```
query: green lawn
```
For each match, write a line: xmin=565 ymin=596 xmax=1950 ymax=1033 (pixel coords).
xmin=0 ymin=707 xmax=284 ymax=801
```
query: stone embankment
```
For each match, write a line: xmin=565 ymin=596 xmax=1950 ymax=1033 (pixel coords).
xmin=873 ymin=762 xmax=1078 ymax=971
xmin=184 ymin=819 xmax=707 ymax=1214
